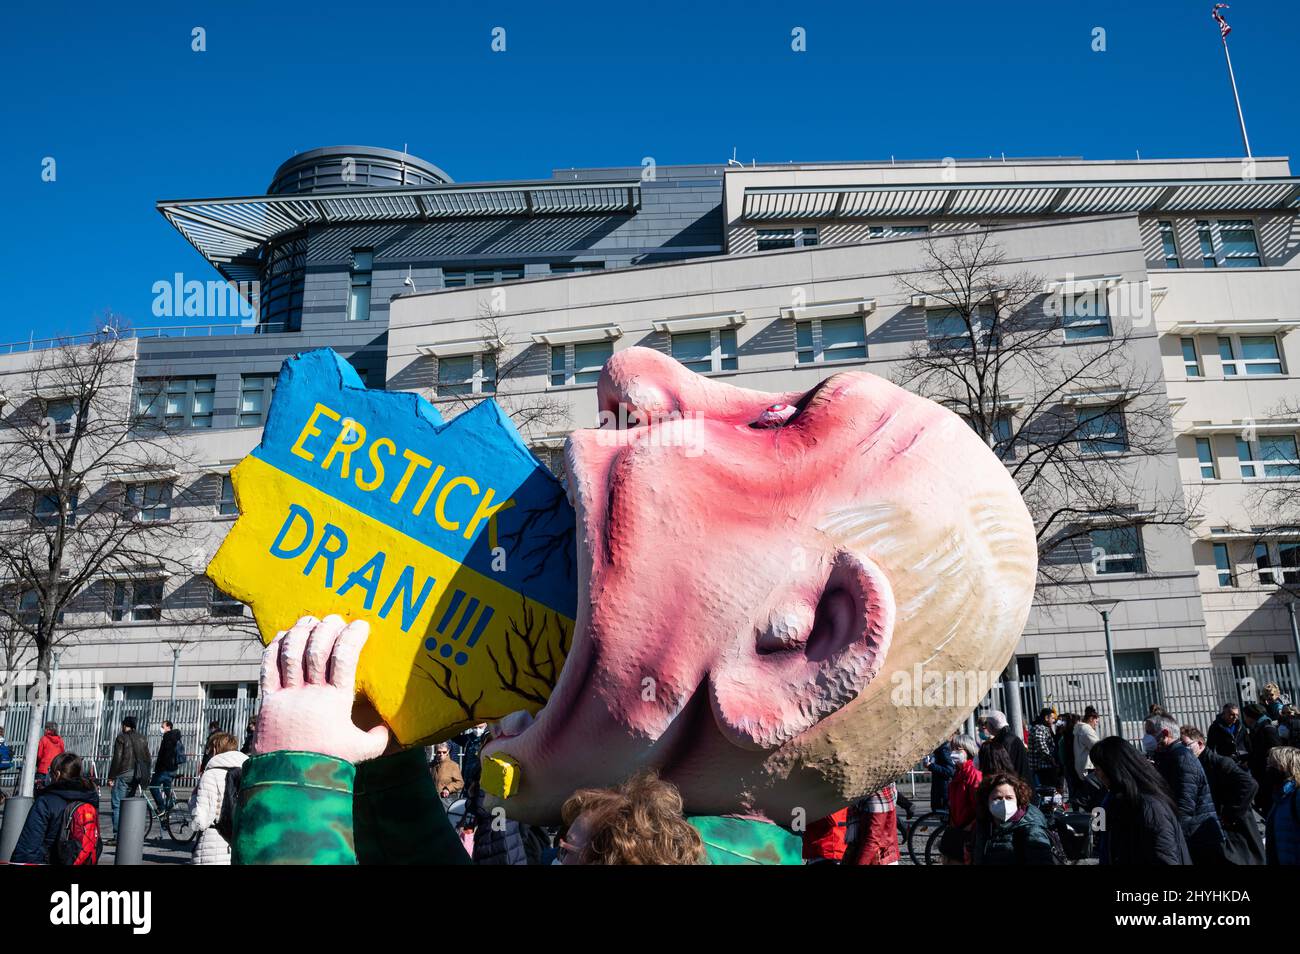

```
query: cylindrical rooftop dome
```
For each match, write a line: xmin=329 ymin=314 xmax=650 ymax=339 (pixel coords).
xmin=267 ymin=145 xmax=452 ymax=194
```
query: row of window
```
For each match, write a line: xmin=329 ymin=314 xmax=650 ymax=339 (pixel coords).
xmin=15 ymin=578 xmax=245 ymax=626
xmin=1180 ymin=334 xmax=1285 ymax=378
xmin=130 ymin=374 xmax=276 ymax=430
xmin=33 ymin=475 xmax=240 ymax=528
xmin=432 ymin=303 xmax=1121 ymax=398
xmin=1194 ymin=434 xmax=1300 ymax=480
xmin=1159 ymin=219 xmax=1263 ymax=269
xmin=341 ymin=249 xmax=606 ymax=322
xmin=760 ymin=219 xmax=1264 ymax=270
xmin=1210 ymin=538 xmax=1300 ymax=588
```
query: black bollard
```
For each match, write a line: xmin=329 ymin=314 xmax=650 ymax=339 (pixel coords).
xmin=115 ymin=796 xmax=148 ymax=865
xmin=0 ymin=796 xmax=34 ymax=863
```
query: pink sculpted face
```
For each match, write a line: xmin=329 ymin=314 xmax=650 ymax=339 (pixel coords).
xmin=483 ymin=346 xmax=1037 ymax=824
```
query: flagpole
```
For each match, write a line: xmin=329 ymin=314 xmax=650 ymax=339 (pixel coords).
xmin=1219 ymin=28 xmax=1252 ymax=158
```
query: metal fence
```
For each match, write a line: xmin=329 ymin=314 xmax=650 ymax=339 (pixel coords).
xmin=1 ymin=697 xmax=259 ymax=792
xmin=983 ymin=662 xmax=1296 ymax=742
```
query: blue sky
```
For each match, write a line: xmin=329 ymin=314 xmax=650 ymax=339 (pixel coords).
xmin=2 ymin=0 xmax=1296 ymax=343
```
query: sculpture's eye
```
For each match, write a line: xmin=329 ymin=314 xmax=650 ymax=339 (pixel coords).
xmin=752 ymin=403 xmax=796 ymax=429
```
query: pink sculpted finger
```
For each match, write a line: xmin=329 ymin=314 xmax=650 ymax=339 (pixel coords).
xmin=277 ymin=616 xmax=316 ymax=688
xmin=304 ymin=615 xmax=347 ymax=685
xmin=327 ymin=619 xmax=369 ymax=694
xmin=260 ymin=633 xmax=286 ymax=696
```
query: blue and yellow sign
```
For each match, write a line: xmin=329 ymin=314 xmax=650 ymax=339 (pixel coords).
xmin=207 ymin=349 xmax=576 ymax=744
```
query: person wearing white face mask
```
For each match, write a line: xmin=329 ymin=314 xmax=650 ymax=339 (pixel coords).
xmin=971 ymin=772 xmax=1055 ymax=865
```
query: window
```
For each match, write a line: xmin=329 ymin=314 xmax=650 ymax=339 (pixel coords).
xmin=1114 ymin=651 xmax=1162 ymax=722
xmin=35 ymin=491 xmax=78 ymax=527
xmin=210 ymin=584 xmax=245 ymax=618
xmin=44 ymin=399 xmax=77 ymax=436
xmin=1218 ymin=335 xmax=1283 ymax=376
xmin=347 ymin=249 xmax=372 ymax=322
xmin=443 ymin=266 xmax=524 ymax=287
xmin=436 ymin=353 xmax=497 ymax=397
xmin=1061 ymin=290 xmax=1112 ymax=341
xmin=669 ymin=329 xmax=738 ymax=374
xmin=964 ymin=413 xmax=1015 ymax=459
xmin=1196 ymin=219 xmax=1263 ymax=268
xmin=1213 ymin=542 xmax=1235 ymax=586
xmin=869 ymin=224 xmax=930 ymax=238
xmin=239 ymin=374 xmax=277 ymax=427
xmin=550 ymin=262 xmax=605 ymax=274
xmin=1158 ymin=220 xmax=1181 ymax=268
xmin=550 ymin=341 xmax=613 ymax=387
xmin=925 ymin=307 xmax=997 ymax=351
xmin=796 ymin=316 xmax=867 ymax=364
xmin=1196 ymin=437 xmax=1218 ymax=479
xmin=1076 ymin=404 xmax=1128 ymax=454
xmin=757 ymin=227 xmax=818 ymax=251
xmin=1181 ymin=337 xmax=1202 ymax=377
xmin=1090 ymin=525 xmax=1145 ymax=574
xmin=136 ymin=377 xmax=215 ymax=429
xmin=19 ymin=589 xmax=40 ymax=627
xmin=1254 ymin=541 xmax=1300 ymax=587
xmin=218 ymin=475 xmax=237 ymax=516
xmin=1238 ymin=434 xmax=1299 ymax=479
xmin=127 ymin=481 xmax=173 ymax=522
xmin=111 ymin=580 xmax=163 ymax=622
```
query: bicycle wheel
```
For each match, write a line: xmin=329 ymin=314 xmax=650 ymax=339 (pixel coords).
xmin=924 ymin=821 xmax=947 ymax=865
xmin=165 ymin=806 xmax=195 ymax=844
xmin=907 ymin=810 xmax=947 ymax=866
xmin=142 ymin=808 xmax=155 ymax=841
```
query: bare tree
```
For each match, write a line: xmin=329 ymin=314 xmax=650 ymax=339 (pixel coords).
xmin=890 ymin=232 xmax=1194 ymax=590
xmin=428 ymin=306 xmax=571 ymax=473
xmin=0 ymin=324 xmax=236 ymax=787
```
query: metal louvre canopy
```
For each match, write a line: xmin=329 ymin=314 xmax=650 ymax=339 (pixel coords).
xmin=740 ymin=177 xmax=1300 ymax=221
xmin=158 ymin=180 xmax=642 ymax=268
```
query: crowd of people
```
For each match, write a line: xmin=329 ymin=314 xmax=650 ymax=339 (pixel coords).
xmin=904 ymin=683 xmax=1300 ymax=866
xmin=4 ymin=685 xmax=1299 ymax=866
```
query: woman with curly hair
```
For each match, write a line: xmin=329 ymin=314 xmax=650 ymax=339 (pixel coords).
xmin=971 ymin=771 xmax=1055 ymax=865
xmin=559 ymin=771 xmax=704 ymax=865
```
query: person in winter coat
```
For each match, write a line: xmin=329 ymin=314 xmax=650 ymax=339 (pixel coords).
xmin=802 ymin=807 xmax=849 ymax=863
xmin=430 ymin=742 xmax=463 ymax=802
xmin=149 ymin=721 xmax=183 ymax=811
xmin=11 ymin=752 xmax=99 ymax=864
xmin=107 ymin=717 xmax=151 ymax=838
xmin=35 ymin=722 xmax=65 ymax=789
xmin=927 ymin=737 xmax=957 ymax=811
xmin=1148 ymin=715 xmax=1225 ymax=864
xmin=1206 ymin=704 xmax=1247 ymax=762
xmin=844 ymin=783 xmax=900 ymax=865
xmin=940 ymin=734 xmax=982 ymax=864
xmin=1242 ymin=703 xmax=1284 ymax=814
xmin=1072 ymin=707 xmax=1104 ymax=810
xmin=1028 ymin=707 xmax=1060 ymax=789
xmin=971 ymin=772 xmax=1055 ymax=865
xmin=190 ymin=732 xmax=247 ymax=865
xmin=1265 ymin=746 xmax=1300 ymax=865
xmin=1181 ymin=726 xmax=1263 ymax=865
xmin=977 ymin=710 xmax=1029 ymax=783
xmin=1090 ymin=735 xmax=1190 ymax=865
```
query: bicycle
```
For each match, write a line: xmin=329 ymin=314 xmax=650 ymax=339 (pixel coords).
xmin=142 ymin=787 xmax=197 ymax=846
xmin=906 ymin=809 xmax=948 ymax=865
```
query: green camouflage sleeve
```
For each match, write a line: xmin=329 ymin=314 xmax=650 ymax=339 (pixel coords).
xmin=232 ymin=751 xmax=358 ymax=865
xmin=687 ymin=815 xmax=804 ymax=865
xmin=353 ymin=747 xmax=472 ymax=865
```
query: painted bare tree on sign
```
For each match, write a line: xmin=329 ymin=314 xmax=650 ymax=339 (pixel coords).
xmin=890 ymin=231 xmax=1196 ymax=591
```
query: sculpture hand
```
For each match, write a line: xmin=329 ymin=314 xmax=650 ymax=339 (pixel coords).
xmin=253 ymin=615 xmax=390 ymax=763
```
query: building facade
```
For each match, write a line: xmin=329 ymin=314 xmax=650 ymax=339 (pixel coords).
xmin=2 ymin=148 xmax=1297 ymax=720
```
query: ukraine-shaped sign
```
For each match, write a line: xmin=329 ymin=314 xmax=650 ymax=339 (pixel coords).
xmin=207 ymin=349 xmax=576 ymax=744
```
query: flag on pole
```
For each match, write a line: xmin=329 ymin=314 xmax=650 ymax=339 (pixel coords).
xmin=1212 ymin=3 xmax=1232 ymax=39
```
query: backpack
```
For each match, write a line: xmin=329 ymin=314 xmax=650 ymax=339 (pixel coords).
xmin=53 ymin=800 xmax=101 ymax=866
xmin=175 ymin=738 xmax=188 ymax=768
xmin=215 ymin=765 xmax=243 ymax=842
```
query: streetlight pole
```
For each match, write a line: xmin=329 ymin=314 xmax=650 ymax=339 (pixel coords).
xmin=1285 ymin=598 xmax=1300 ymax=694
xmin=163 ymin=640 xmax=189 ymax=723
xmin=1089 ymin=598 xmax=1124 ymax=738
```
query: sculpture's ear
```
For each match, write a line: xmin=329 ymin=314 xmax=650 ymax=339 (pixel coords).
xmin=710 ymin=549 xmax=895 ymax=750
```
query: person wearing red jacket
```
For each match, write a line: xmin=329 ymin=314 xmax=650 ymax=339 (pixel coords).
xmin=802 ymin=807 xmax=849 ymax=863
xmin=940 ymin=734 xmax=983 ymax=864
xmin=35 ymin=722 xmax=66 ymax=789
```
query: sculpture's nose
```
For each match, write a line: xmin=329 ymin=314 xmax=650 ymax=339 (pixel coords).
xmin=596 ymin=347 xmax=800 ymax=428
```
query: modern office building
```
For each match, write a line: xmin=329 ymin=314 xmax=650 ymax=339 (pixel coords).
xmin=2 ymin=148 xmax=1297 ymax=725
